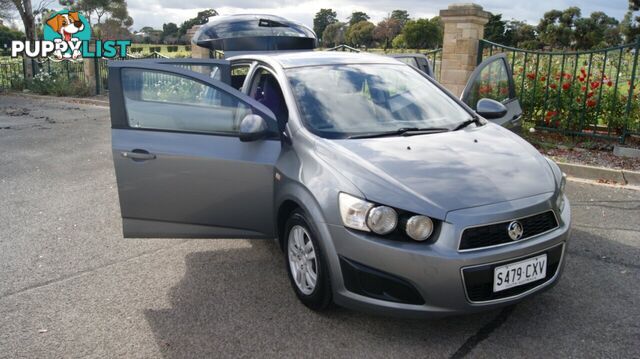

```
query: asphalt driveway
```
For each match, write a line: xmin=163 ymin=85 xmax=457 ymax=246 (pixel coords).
xmin=0 ymin=94 xmax=638 ymax=358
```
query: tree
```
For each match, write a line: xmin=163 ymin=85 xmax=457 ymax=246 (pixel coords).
xmin=313 ymin=8 xmax=337 ymax=44
xmin=505 ymin=20 xmax=540 ymax=49
xmin=536 ymin=7 xmax=581 ymax=49
xmin=348 ymin=11 xmax=369 ymax=26
xmin=74 ymin=0 xmax=125 ymax=25
xmin=402 ymin=18 xmax=442 ymax=49
xmin=0 ymin=0 xmax=13 ymax=20
xmin=345 ymin=20 xmax=374 ymax=48
xmin=390 ymin=10 xmax=410 ymax=27
xmin=0 ymin=23 xmax=24 ymax=52
xmin=100 ymin=17 xmax=131 ymax=40
xmin=373 ymin=17 xmax=401 ymax=50
xmin=484 ymin=14 xmax=508 ymax=44
xmin=573 ymin=12 xmax=621 ymax=49
xmin=321 ymin=22 xmax=346 ymax=47
xmin=162 ymin=22 xmax=178 ymax=38
xmin=621 ymin=11 xmax=640 ymax=42
xmin=392 ymin=33 xmax=406 ymax=49
xmin=178 ymin=8 xmax=218 ymax=37
xmin=3 ymin=0 xmax=34 ymax=41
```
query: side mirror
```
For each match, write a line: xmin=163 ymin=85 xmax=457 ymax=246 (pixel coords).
xmin=239 ymin=114 xmax=268 ymax=142
xmin=476 ymin=98 xmax=508 ymax=119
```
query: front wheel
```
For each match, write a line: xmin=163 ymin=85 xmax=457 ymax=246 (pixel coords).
xmin=285 ymin=209 xmax=332 ymax=310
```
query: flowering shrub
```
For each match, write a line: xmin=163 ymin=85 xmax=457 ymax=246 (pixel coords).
xmin=482 ymin=44 xmax=640 ymax=138
xmin=28 ymin=70 xmax=91 ymax=97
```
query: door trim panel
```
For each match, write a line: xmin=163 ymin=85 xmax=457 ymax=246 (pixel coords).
xmin=123 ymin=218 xmax=268 ymax=238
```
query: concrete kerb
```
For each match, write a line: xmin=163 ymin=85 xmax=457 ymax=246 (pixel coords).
xmin=558 ymin=162 xmax=640 ymax=186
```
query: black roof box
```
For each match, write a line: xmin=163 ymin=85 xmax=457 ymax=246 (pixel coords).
xmin=193 ymin=14 xmax=317 ymax=53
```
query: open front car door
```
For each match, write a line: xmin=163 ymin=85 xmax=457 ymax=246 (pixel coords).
xmin=108 ymin=60 xmax=280 ymax=238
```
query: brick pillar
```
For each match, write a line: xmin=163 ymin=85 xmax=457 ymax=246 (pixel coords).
xmin=439 ymin=3 xmax=490 ymax=96
xmin=188 ymin=25 xmax=209 ymax=59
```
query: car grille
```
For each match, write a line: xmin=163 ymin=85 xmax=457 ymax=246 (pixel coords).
xmin=459 ymin=211 xmax=558 ymax=251
xmin=462 ymin=243 xmax=564 ymax=302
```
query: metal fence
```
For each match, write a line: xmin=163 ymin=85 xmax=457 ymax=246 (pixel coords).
xmin=478 ymin=39 xmax=640 ymax=143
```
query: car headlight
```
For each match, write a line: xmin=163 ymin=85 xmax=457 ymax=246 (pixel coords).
xmin=366 ymin=206 xmax=398 ymax=235
xmin=556 ymin=172 xmax=567 ymax=210
xmin=339 ymin=193 xmax=374 ymax=232
xmin=339 ymin=193 xmax=436 ymax=241
xmin=405 ymin=215 xmax=434 ymax=241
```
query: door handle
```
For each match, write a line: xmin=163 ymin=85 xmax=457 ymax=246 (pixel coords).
xmin=121 ymin=149 xmax=156 ymax=161
xmin=510 ymin=114 xmax=522 ymax=123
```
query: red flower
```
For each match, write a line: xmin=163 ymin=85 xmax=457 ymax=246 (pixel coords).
xmin=581 ymin=86 xmax=587 ymax=91
xmin=586 ymin=99 xmax=597 ymax=107
xmin=580 ymin=67 xmax=586 ymax=75
xmin=549 ymin=83 xmax=557 ymax=89
xmin=526 ymin=73 xmax=536 ymax=80
xmin=562 ymin=82 xmax=570 ymax=90
xmin=564 ymin=73 xmax=572 ymax=80
xmin=479 ymin=85 xmax=493 ymax=94
xmin=578 ymin=76 xmax=585 ymax=82
xmin=546 ymin=110 xmax=558 ymax=119
xmin=540 ymin=76 xmax=546 ymax=82
xmin=576 ymin=97 xmax=582 ymax=103
xmin=607 ymin=80 xmax=613 ymax=87
xmin=500 ymin=87 xmax=509 ymax=95
xmin=587 ymin=91 xmax=594 ymax=98
xmin=590 ymin=81 xmax=600 ymax=90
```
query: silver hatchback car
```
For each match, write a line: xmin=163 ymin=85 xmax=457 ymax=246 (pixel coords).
xmin=108 ymin=49 xmax=570 ymax=317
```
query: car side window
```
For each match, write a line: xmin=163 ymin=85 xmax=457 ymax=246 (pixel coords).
xmin=231 ymin=64 xmax=250 ymax=91
xmin=121 ymin=68 xmax=249 ymax=134
xmin=466 ymin=59 xmax=511 ymax=109
xmin=249 ymin=68 xmax=289 ymax=129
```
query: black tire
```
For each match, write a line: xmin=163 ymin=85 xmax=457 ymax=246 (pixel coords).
xmin=284 ymin=209 xmax=332 ymax=310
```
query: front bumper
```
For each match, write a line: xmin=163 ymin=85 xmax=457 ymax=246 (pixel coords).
xmin=324 ymin=193 xmax=571 ymax=318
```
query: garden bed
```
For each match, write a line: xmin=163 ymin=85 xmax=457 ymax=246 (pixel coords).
xmin=525 ymin=129 xmax=640 ymax=171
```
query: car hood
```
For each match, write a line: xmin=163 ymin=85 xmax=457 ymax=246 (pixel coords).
xmin=314 ymin=124 xmax=555 ymax=219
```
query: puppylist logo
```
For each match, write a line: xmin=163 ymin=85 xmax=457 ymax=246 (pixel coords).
xmin=11 ymin=8 xmax=130 ymax=61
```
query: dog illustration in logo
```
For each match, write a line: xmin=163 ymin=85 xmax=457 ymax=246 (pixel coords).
xmin=46 ymin=12 xmax=84 ymax=59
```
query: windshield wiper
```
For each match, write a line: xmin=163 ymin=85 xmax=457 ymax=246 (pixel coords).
xmin=454 ymin=115 xmax=483 ymax=131
xmin=348 ymin=127 xmax=450 ymax=139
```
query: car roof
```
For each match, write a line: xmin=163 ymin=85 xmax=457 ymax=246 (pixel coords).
xmin=229 ymin=51 xmax=403 ymax=69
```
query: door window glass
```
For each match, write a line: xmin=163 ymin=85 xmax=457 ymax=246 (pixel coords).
xmin=122 ymin=68 xmax=248 ymax=134
xmin=231 ymin=64 xmax=250 ymax=90
xmin=466 ymin=59 xmax=511 ymax=109
xmin=250 ymin=68 xmax=288 ymax=127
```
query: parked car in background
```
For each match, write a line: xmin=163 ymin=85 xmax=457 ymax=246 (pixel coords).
xmin=107 ymin=15 xmax=570 ymax=317
xmin=389 ymin=53 xmax=434 ymax=77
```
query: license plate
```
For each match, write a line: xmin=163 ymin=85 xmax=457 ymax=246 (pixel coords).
xmin=493 ymin=254 xmax=547 ymax=292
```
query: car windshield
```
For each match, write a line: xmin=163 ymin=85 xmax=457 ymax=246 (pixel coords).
xmin=286 ymin=64 xmax=472 ymax=138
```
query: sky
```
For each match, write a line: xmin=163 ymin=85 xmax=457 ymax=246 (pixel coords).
xmin=122 ymin=0 xmax=630 ymax=31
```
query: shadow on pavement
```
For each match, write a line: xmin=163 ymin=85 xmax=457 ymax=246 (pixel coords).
xmin=143 ymin=239 xmax=494 ymax=358
xmin=144 ymin=227 xmax=639 ymax=357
